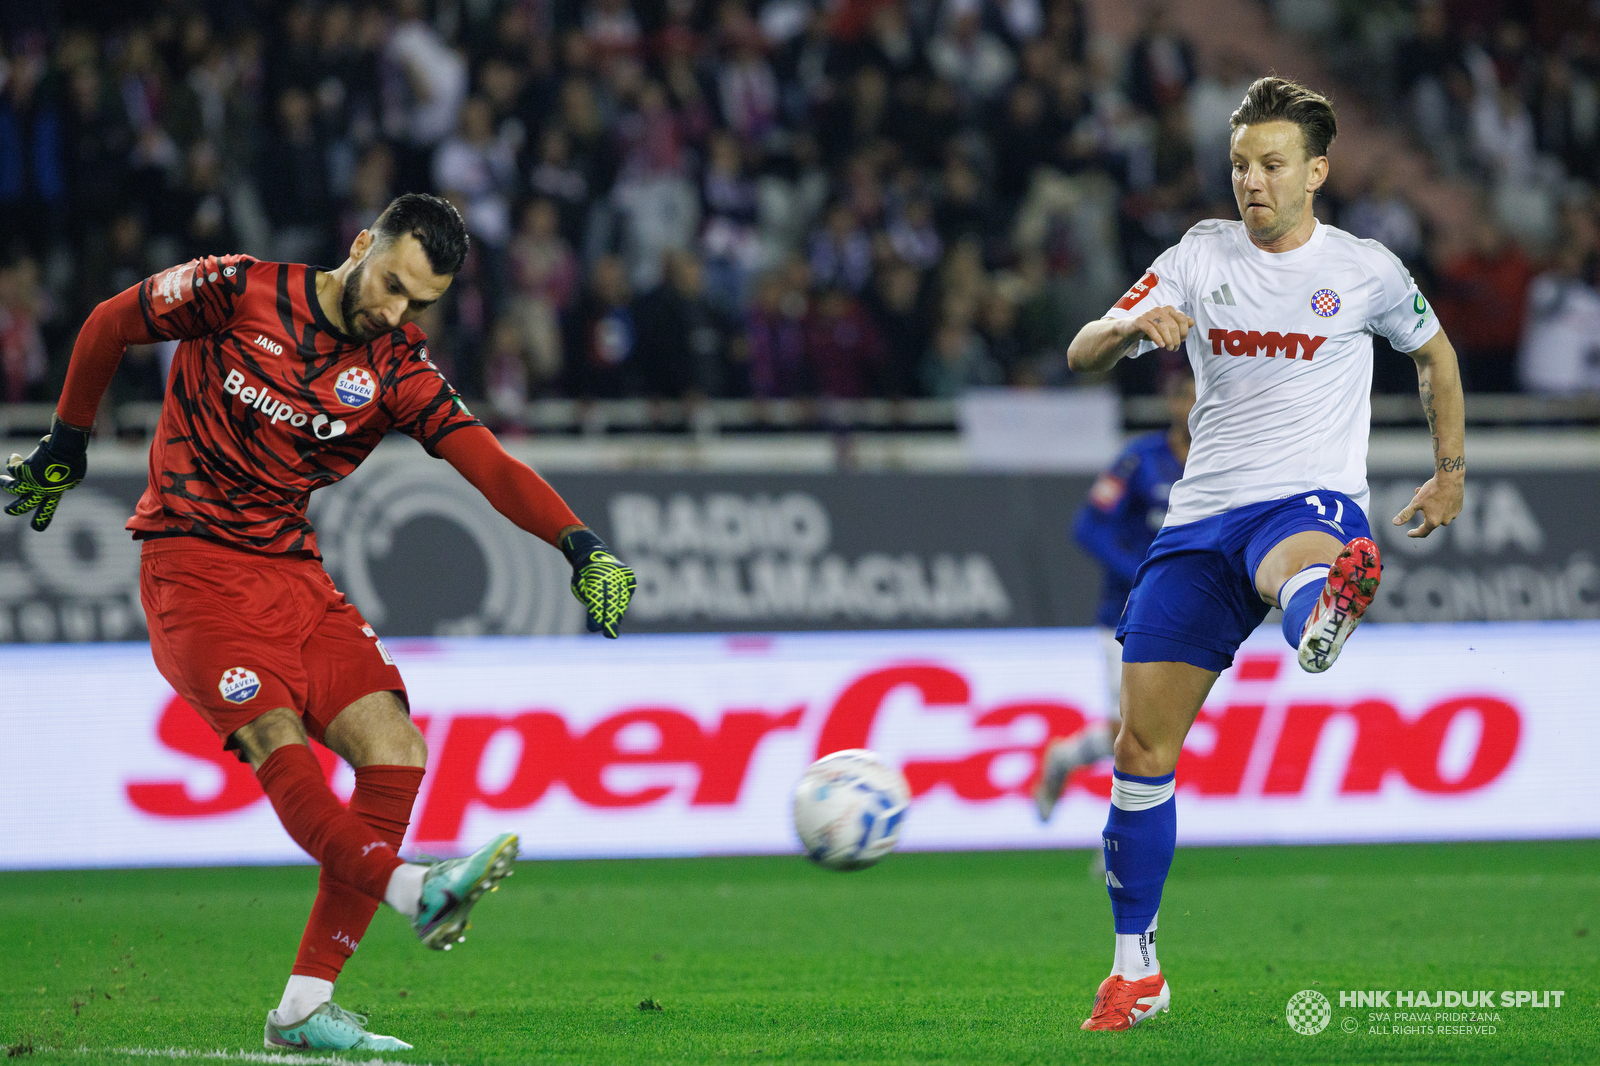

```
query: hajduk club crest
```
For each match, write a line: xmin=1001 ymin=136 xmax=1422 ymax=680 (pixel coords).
xmin=335 ymin=367 xmax=376 ymax=407
xmin=219 ymin=667 xmax=262 ymax=704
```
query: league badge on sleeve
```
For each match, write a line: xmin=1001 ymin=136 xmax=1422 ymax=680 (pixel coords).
xmin=1114 ymin=271 xmax=1160 ymax=311
xmin=335 ymin=367 xmax=376 ymax=407
xmin=219 ymin=667 xmax=262 ymax=704
xmin=1310 ymin=288 xmax=1341 ymax=317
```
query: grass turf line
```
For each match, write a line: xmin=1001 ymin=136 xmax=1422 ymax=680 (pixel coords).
xmin=1 ymin=841 xmax=1594 ymax=1065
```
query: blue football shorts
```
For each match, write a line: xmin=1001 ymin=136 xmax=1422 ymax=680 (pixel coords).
xmin=1114 ymin=489 xmax=1373 ymax=671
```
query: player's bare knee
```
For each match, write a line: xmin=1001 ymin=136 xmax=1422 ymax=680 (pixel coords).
xmin=326 ymin=693 xmax=427 ymax=767
xmin=1113 ymin=718 xmax=1180 ymax=777
xmin=233 ymin=707 xmax=308 ymax=769
xmin=1256 ymin=530 xmax=1345 ymax=603
xmin=393 ymin=718 xmax=428 ymax=768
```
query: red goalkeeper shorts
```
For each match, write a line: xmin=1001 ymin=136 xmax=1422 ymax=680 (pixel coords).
xmin=140 ymin=537 xmax=407 ymax=752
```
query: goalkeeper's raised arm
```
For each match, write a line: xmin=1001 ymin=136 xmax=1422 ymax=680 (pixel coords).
xmin=434 ymin=427 xmax=636 ymax=637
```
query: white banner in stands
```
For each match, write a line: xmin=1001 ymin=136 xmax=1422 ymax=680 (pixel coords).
xmin=1 ymin=623 xmax=1595 ymax=869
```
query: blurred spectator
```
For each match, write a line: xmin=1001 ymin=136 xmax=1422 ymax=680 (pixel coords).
xmin=921 ymin=302 xmax=1002 ymax=397
xmin=1123 ymin=5 xmax=1195 ymax=115
xmin=63 ymin=64 xmax=132 ymax=245
xmin=865 ymin=258 xmax=934 ymax=397
xmin=633 ymin=251 xmax=738 ymax=397
xmin=699 ymin=129 xmax=762 ymax=312
xmin=0 ymin=255 xmax=51 ymax=402
xmin=432 ymin=96 xmax=518 ymax=248
xmin=166 ymin=142 xmax=240 ymax=262
xmin=337 ymin=144 xmax=396 ymax=253
xmin=485 ymin=317 xmax=533 ymax=427
xmin=261 ymin=87 xmax=333 ymax=264
xmin=1186 ymin=51 xmax=1255 ymax=201
xmin=1340 ymin=170 xmax=1425 ymax=268
xmin=429 ymin=191 xmax=493 ymax=395
xmin=1435 ymin=218 xmax=1536 ymax=393
xmin=1396 ymin=0 xmax=1461 ymax=154
xmin=611 ymin=80 xmax=698 ymax=290
xmin=717 ymin=17 xmax=779 ymax=144
xmin=1519 ymin=245 xmax=1600 ymax=395
xmin=1471 ymin=81 xmax=1537 ymax=186
xmin=979 ymin=289 xmax=1024 ymax=381
xmin=0 ymin=42 xmax=66 ymax=259
xmin=745 ymin=266 xmax=811 ymax=398
xmin=567 ymin=254 xmax=637 ymax=397
xmin=528 ymin=127 xmax=592 ymax=249
xmin=81 ymin=212 xmax=154 ymax=309
xmin=583 ymin=0 xmax=643 ymax=67
xmin=382 ymin=0 xmax=468 ymax=191
xmin=887 ymin=197 xmax=942 ymax=271
xmin=934 ymin=152 xmax=990 ymax=243
xmin=507 ymin=199 xmax=579 ymax=394
xmin=805 ymin=286 xmax=886 ymax=398
xmin=928 ymin=9 xmax=1017 ymax=106
xmin=1531 ymin=55 xmax=1599 ymax=179
xmin=992 ymin=82 xmax=1053 ymax=209
xmin=809 ymin=203 xmax=874 ymax=294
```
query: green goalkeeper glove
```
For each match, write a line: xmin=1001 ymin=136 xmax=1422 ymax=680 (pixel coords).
xmin=559 ymin=528 xmax=636 ymax=638
xmin=3 ymin=418 xmax=91 ymax=532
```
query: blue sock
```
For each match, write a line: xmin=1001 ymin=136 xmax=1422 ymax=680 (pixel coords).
xmin=1279 ymin=565 xmax=1330 ymax=649
xmin=1103 ymin=769 xmax=1176 ymax=935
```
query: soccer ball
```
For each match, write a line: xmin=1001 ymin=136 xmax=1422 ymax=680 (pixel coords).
xmin=792 ymin=749 xmax=911 ymax=871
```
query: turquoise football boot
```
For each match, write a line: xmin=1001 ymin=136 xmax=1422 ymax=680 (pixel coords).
xmin=414 ymin=831 xmax=519 ymax=950
xmin=263 ymin=1002 xmax=413 ymax=1051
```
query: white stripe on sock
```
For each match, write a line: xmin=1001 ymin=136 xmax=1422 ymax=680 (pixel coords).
xmin=1110 ymin=774 xmax=1175 ymax=811
xmin=1278 ymin=564 xmax=1330 ymax=610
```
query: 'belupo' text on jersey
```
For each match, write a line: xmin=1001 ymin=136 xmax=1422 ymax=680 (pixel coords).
xmin=127 ymin=255 xmax=480 ymax=554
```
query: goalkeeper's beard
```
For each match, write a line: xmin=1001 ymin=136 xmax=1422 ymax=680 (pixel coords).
xmin=339 ymin=260 xmax=383 ymax=341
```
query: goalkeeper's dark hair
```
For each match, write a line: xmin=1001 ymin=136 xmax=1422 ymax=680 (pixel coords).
xmin=371 ymin=193 xmax=470 ymax=276
xmin=1230 ymin=76 xmax=1337 ymax=158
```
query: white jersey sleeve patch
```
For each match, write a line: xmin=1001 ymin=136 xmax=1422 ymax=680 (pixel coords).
xmin=1104 ymin=243 xmax=1192 ymax=359
xmin=1370 ymin=284 xmax=1441 ymax=353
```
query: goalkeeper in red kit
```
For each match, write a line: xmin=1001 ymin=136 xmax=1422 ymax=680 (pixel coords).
xmin=2 ymin=194 xmax=635 ymax=1052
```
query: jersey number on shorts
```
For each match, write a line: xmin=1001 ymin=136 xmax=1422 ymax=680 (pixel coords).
xmin=1305 ymin=494 xmax=1345 ymax=536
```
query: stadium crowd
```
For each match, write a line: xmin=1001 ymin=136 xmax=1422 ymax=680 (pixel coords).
xmin=0 ymin=0 xmax=1597 ymax=423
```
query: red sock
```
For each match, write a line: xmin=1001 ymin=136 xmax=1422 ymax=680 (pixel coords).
xmin=291 ymin=765 xmax=425 ymax=981
xmin=256 ymin=745 xmax=405 ymax=900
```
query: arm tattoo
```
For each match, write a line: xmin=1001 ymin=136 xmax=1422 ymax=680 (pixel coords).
xmin=1438 ymin=455 xmax=1466 ymax=473
xmin=1419 ymin=375 xmax=1438 ymax=437
xmin=1418 ymin=372 xmax=1441 ymax=459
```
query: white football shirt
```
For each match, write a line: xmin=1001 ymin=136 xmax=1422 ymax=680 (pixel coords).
xmin=1105 ymin=219 xmax=1439 ymax=526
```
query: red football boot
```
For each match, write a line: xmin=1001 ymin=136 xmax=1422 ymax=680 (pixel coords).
xmin=1080 ymin=972 xmax=1171 ymax=1031
xmin=1297 ymin=536 xmax=1381 ymax=674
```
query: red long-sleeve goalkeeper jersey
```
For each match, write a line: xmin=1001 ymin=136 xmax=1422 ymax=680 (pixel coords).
xmin=109 ymin=255 xmax=481 ymax=555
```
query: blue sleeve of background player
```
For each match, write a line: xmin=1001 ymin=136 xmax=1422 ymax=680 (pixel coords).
xmin=1073 ymin=454 xmax=1146 ymax=584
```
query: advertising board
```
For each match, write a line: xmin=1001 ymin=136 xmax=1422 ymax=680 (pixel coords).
xmin=2 ymin=623 xmax=1591 ymax=869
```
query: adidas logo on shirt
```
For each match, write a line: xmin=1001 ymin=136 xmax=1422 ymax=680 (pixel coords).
xmin=1202 ymin=283 xmax=1237 ymax=306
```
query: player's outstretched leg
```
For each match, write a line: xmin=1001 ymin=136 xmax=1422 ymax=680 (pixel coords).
xmin=1282 ymin=536 xmax=1381 ymax=673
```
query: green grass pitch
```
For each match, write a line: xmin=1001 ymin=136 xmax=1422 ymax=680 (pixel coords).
xmin=2 ymin=841 xmax=1595 ymax=1065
